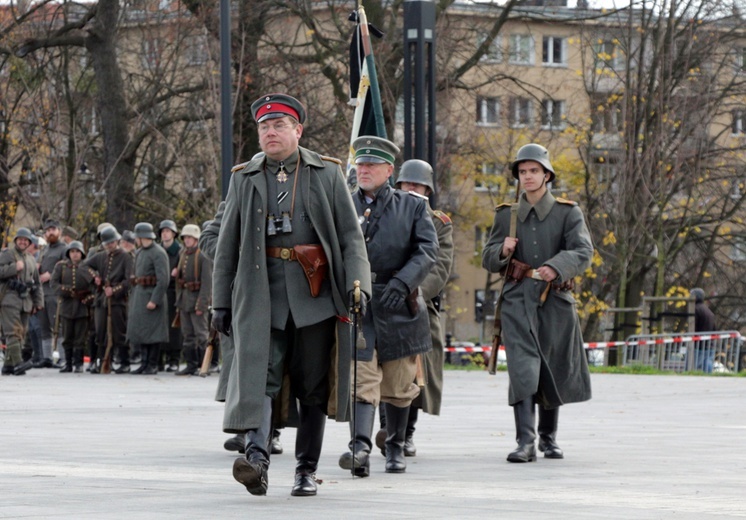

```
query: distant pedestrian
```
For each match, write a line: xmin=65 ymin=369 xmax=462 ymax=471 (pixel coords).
xmin=691 ymin=288 xmax=716 ymax=373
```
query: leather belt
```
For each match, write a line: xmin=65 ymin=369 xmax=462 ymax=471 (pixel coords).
xmin=371 ymin=271 xmax=396 ymax=284
xmin=266 ymin=247 xmax=297 ymax=261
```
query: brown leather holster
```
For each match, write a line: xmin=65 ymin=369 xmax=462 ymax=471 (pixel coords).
xmin=131 ymin=276 xmax=158 ymax=287
xmin=504 ymin=258 xmax=532 ymax=283
xmin=292 ymin=244 xmax=328 ymax=298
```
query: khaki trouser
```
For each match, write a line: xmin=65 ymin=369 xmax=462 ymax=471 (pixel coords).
xmin=1 ymin=306 xmax=29 ymax=366
xmin=351 ymin=349 xmax=420 ymax=408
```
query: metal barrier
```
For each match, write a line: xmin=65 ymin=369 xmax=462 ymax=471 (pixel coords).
xmin=445 ymin=331 xmax=745 ymax=373
xmin=621 ymin=332 xmax=743 ymax=373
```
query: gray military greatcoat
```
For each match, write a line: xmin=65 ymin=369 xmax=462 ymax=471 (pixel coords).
xmin=212 ymin=147 xmax=371 ymax=433
xmin=417 ymin=207 xmax=454 ymax=416
xmin=127 ymin=243 xmax=170 ymax=344
xmin=482 ymin=190 xmax=593 ymax=408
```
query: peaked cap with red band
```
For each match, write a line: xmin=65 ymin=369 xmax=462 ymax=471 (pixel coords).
xmin=251 ymin=93 xmax=307 ymax=125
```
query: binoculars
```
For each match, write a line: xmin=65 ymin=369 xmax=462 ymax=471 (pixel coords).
xmin=267 ymin=213 xmax=292 ymax=236
xmin=7 ymin=278 xmax=29 ymax=295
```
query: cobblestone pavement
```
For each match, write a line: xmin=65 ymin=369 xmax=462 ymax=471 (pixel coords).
xmin=1 ymin=368 xmax=744 ymax=519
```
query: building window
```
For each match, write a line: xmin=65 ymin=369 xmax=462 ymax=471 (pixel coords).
xmin=509 ymin=34 xmax=534 ymax=65
xmin=592 ymin=154 xmax=621 ymax=187
xmin=592 ymin=98 xmax=623 ymax=133
xmin=730 ymin=237 xmax=746 ymax=261
xmin=733 ymin=109 xmax=745 ymax=135
xmin=542 ymin=36 xmax=566 ymax=66
xmin=541 ymin=99 xmax=565 ymax=130
xmin=142 ymin=38 xmax=160 ymax=70
xmin=735 ymin=47 xmax=746 ymax=74
xmin=475 ymin=161 xmax=500 ymax=193
xmin=509 ymin=97 xmax=532 ymax=128
xmin=594 ymin=40 xmax=618 ymax=70
xmin=477 ymin=32 xmax=502 ymax=63
xmin=187 ymin=36 xmax=208 ymax=66
xmin=476 ymin=96 xmax=500 ymax=126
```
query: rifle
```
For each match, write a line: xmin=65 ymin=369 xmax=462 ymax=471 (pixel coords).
xmin=199 ymin=328 xmax=219 ymax=377
xmin=101 ymin=294 xmax=114 ymax=374
xmin=52 ymin=296 xmax=62 ymax=357
xmin=349 ymin=280 xmax=365 ymax=477
xmin=487 ymin=182 xmax=520 ymax=375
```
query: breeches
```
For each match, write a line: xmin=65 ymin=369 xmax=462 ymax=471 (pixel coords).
xmin=180 ymin=310 xmax=209 ymax=351
xmin=62 ymin=317 xmax=88 ymax=351
xmin=94 ymin=304 xmax=127 ymax=354
xmin=265 ymin=315 xmax=335 ymax=408
xmin=1 ymin=308 xmax=29 ymax=365
xmin=352 ymin=349 xmax=420 ymax=408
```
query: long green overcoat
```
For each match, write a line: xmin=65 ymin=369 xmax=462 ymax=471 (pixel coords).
xmin=127 ymin=243 xmax=170 ymax=344
xmin=212 ymin=147 xmax=371 ymax=433
xmin=482 ymin=190 xmax=593 ymax=408
xmin=417 ymin=207 xmax=454 ymax=416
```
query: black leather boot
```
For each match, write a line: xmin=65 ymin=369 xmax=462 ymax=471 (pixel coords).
xmin=143 ymin=344 xmax=160 ymax=375
xmin=404 ymin=407 xmax=418 ymax=457
xmin=384 ymin=403 xmax=409 ymax=473
xmin=507 ymin=399 xmax=537 ymax=463
xmin=375 ymin=402 xmax=387 ymax=456
xmin=73 ymin=348 xmax=84 ymax=373
xmin=224 ymin=433 xmax=246 ymax=453
xmin=270 ymin=429 xmax=283 ymax=455
xmin=233 ymin=396 xmax=272 ymax=496
xmin=292 ymin=404 xmax=326 ymax=496
xmin=338 ymin=401 xmax=375 ymax=477
xmin=538 ymin=407 xmax=564 ymax=459
xmin=59 ymin=348 xmax=73 ymax=373
xmin=132 ymin=345 xmax=149 ymax=374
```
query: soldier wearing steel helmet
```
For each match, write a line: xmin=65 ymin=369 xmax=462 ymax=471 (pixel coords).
xmin=370 ymin=159 xmax=454 ymax=459
xmin=84 ymin=226 xmax=133 ymax=373
xmin=482 ymin=143 xmax=593 ymax=463
xmin=159 ymin=219 xmax=183 ymax=372
xmin=128 ymin=222 xmax=170 ymax=375
xmin=173 ymin=224 xmax=212 ymax=376
xmin=50 ymin=241 xmax=97 ymax=373
xmin=1 ymin=228 xmax=44 ymax=376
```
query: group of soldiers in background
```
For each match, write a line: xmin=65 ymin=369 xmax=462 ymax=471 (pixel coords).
xmin=1 ymin=218 xmax=215 ymax=378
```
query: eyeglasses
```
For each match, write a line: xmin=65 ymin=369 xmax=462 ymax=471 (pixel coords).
xmin=258 ymin=121 xmax=296 ymax=135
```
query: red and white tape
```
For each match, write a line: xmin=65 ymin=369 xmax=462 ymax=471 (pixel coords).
xmin=445 ymin=332 xmax=743 ymax=353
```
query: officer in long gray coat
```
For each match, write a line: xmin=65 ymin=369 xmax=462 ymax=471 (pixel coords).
xmin=338 ymin=137 xmax=438 ymax=477
xmin=482 ymin=143 xmax=593 ymax=463
xmin=127 ymin=222 xmax=170 ymax=375
xmin=211 ymin=93 xmax=370 ymax=498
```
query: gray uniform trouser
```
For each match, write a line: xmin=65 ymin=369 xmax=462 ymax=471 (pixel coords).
xmin=38 ymin=294 xmax=64 ymax=362
xmin=1 ymin=306 xmax=29 ymax=366
xmin=179 ymin=310 xmax=209 ymax=367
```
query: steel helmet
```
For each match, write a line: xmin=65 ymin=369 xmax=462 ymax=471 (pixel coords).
xmin=180 ymin=224 xmax=201 ymax=240
xmin=396 ymin=159 xmax=434 ymax=194
xmin=134 ymin=222 xmax=157 ymax=240
xmin=511 ymin=144 xmax=555 ymax=183
xmin=100 ymin=226 xmax=121 ymax=245
xmin=66 ymin=241 xmax=86 ymax=259
xmin=96 ymin=222 xmax=113 ymax=236
xmin=159 ymin=219 xmax=178 ymax=234
xmin=14 ymin=227 xmax=35 ymax=242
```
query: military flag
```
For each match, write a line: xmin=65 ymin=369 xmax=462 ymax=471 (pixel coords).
xmin=347 ymin=5 xmax=386 ymax=180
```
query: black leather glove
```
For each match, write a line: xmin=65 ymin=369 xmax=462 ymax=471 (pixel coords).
xmin=348 ymin=289 xmax=368 ymax=317
xmin=380 ymin=278 xmax=409 ymax=312
xmin=212 ymin=308 xmax=232 ymax=336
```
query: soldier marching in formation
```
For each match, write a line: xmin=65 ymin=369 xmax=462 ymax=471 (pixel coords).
xmin=339 ymin=136 xmax=438 ymax=476
xmin=159 ymin=219 xmax=183 ymax=372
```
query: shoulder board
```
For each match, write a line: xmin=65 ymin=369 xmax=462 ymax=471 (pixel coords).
xmin=494 ymin=202 xmax=513 ymax=211
xmin=406 ymin=190 xmax=429 ymax=200
xmin=433 ymin=210 xmax=452 ymax=225
xmin=231 ymin=161 xmax=249 ymax=173
xmin=320 ymin=155 xmax=342 ymax=166
xmin=556 ymin=197 xmax=578 ymax=206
